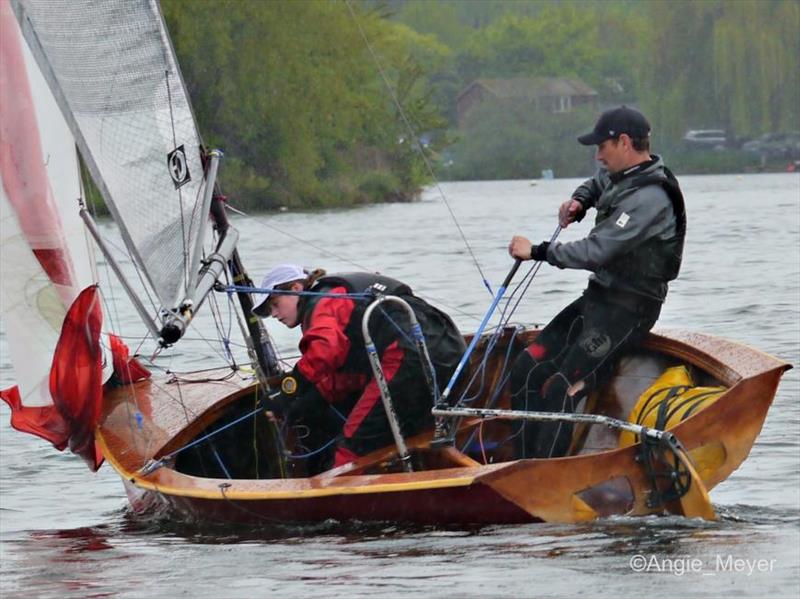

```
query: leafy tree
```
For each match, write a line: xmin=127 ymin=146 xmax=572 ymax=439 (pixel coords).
xmin=636 ymin=0 xmax=799 ymax=141
xmin=712 ymin=0 xmax=800 ymax=136
xmin=161 ymin=0 xmax=449 ymax=210
xmin=158 ymin=0 xmax=799 ymax=197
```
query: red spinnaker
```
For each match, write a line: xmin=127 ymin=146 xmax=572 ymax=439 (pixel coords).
xmin=48 ymin=285 xmax=105 ymax=471
xmin=1 ymin=288 xmax=152 ymax=471
xmin=0 ymin=286 xmax=103 ymax=471
xmin=109 ymin=333 xmax=150 ymax=384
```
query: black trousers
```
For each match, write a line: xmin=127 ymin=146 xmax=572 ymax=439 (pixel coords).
xmin=510 ymin=288 xmax=661 ymax=459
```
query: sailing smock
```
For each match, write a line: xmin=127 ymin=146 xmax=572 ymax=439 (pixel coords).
xmin=546 ymin=155 xmax=686 ymax=308
xmin=293 ymin=273 xmax=465 ymax=459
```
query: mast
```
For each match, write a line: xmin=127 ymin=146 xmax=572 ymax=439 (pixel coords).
xmin=206 ymin=165 xmax=282 ymax=385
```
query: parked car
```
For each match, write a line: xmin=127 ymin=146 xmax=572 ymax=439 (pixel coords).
xmin=741 ymin=132 xmax=800 ymax=159
xmin=683 ymin=129 xmax=727 ymax=149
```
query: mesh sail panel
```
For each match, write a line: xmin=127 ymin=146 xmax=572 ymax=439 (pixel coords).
xmin=12 ymin=0 xmax=207 ymax=311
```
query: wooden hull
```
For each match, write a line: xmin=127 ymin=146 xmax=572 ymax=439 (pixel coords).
xmin=97 ymin=329 xmax=789 ymax=526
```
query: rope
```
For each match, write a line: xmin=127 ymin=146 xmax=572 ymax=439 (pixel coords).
xmin=206 ymin=262 xmax=240 ymax=368
xmin=343 ymin=0 xmax=490 ymax=292
xmin=454 ymin=225 xmax=561 ymax=440
xmin=223 ymin=206 xmax=481 ymax=325
xmin=142 ymin=402 xmax=265 ymax=474
xmin=453 ymin=225 xmax=563 ymax=410
xmin=284 ymin=434 xmax=339 ymax=460
xmin=211 ymin=446 xmax=232 ymax=479
xmin=225 ymin=284 xmax=372 ymax=301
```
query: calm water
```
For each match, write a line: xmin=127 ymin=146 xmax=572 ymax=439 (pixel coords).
xmin=1 ymin=174 xmax=798 ymax=597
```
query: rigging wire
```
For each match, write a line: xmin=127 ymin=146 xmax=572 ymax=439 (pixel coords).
xmin=87 ymin=217 xmax=161 ymax=319
xmin=204 ymin=248 xmax=240 ymax=368
xmin=80 ymin=169 xmax=159 ymax=458
xmin=222 ymin=204 xmax=482 ymax=324
xmin=223 ymin=204 xmax=373 ymax=272
xmin=343 ymin=0 xmax=490 ymax=292
xmin=163 ymin=67 xmax=191 ymax=295
xmin=452 ymin=225 xmax=563 ymax=410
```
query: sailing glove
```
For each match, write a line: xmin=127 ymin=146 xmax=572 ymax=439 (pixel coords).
xmin=267 ymin=390 xmax=326 ymax=423
xmin=530 ymin=241 xmax=550 ymax=262
xmin=267 ymin=370 xmax=326 ymax=423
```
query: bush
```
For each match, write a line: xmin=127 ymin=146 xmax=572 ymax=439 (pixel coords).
xmin=661 ymin=146 xmax=763 ymax=174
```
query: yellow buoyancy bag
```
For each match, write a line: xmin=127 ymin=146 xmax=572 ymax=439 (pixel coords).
xmin=619 ymin=366 xmax=726 ymax=448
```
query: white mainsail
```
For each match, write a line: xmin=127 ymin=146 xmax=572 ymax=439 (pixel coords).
xmin=0 ymin=0 xmax=95 ymax=406
xmin=11 ymin=0 xmax=211 ymax=315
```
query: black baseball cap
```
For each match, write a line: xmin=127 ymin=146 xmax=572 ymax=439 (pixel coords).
xmin=577 ymin=106 xmax=651 ymax=145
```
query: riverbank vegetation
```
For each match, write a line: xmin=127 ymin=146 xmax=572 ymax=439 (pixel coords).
xmin=154 ymin=0 xmax=798 ymax=209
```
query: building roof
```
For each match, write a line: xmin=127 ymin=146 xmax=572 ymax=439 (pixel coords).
xmin=457 ymin=77 xmax=598 ymax=102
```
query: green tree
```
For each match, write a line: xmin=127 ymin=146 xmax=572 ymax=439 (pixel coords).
xmin=637 ymin=0 xmax=799 ymax=141
xmin=713 ymin=0 xmax=800 ymax=136
xmin=161 ymin=0 xmax=449 ymax=210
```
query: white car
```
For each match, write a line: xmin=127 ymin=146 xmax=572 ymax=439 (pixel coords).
xmin=683 ymin=129 xmax=727 ymax=149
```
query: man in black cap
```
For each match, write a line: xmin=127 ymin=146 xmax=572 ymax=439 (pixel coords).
xmin=506 ymin=105 xmax=686 ymax=459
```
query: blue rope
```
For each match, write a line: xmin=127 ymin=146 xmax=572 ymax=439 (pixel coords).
xmin=224 ymin=284 xmax=372 ymax=301
xmin=455 ymin=280 xmax=527 ymax=405
xmin=285 ymin=434 xmax=340 ymax=459
xmin=211 ymin=446 xmax=232 ymax=479
xmin=221 ymin=291 xmax=235 ymax=363
xmin=160 ymin=404 xmax=264 ymax=463
xmin=275 ymin=404 xmax=346 ymax=460
xmin=375 ymin=308 xmax=442 ymax=404
xmin=453 ymin=225 xmax=561 ymax=409
xmin=329 ymin=404 xmax=348 ymax=422
xmin=377 ymin=305 xmax=416 ymax=346
xmin=459 ymin=326 xmax=521 ymax=453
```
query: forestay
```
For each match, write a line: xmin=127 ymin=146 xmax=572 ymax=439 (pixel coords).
xmin=11 ymin=0 xmax=209 ymax=314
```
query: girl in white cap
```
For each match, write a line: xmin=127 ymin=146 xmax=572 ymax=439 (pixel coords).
xmin=253 ymin=265 xmax=465 ymax=473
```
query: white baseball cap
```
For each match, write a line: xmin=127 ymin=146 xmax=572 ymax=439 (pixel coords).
xmin=252 ymin=264 xmax=306 ymax=317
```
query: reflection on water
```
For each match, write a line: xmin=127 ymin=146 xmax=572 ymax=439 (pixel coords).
xmin=2 ymin=502 xmax=798 ymax=597
xmin=1 ymin=175 xmax=799 ymax=597
xmin=29 ymin=526 xmax=115 ymax=554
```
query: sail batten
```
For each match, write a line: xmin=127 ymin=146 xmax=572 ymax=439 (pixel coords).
xmin=11 ymin=0 xmax=209 ymax=313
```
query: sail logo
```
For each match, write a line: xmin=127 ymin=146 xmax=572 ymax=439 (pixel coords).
xmin=167 ymin=145 xmax=191 ymax=189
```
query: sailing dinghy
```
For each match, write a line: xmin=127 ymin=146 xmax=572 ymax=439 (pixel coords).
xmin=1 ymin=0 xmax=791 ymax=526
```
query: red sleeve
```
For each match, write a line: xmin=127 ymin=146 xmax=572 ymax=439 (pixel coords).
xmin=295 ymin=287 xmax=355 ymax=401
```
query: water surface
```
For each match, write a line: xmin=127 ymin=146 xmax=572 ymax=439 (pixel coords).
xmin=1 ymin=174 xmax=798 ymax=597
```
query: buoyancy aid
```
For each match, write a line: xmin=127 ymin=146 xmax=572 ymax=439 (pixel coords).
xmin=595 ymin=165 xmax=686 ymax=297
xmin=297 ymin=272 xmax=464 ymax=393
xmin=315 ymin=272 xmax=413 ymax=299
xmin=298 ymin=273 xmax=417 ymax=378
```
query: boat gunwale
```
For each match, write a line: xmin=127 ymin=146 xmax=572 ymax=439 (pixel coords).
xmin=96 ymin=328 xmax=790 ymax=504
